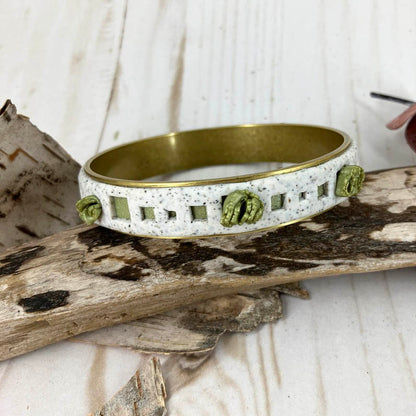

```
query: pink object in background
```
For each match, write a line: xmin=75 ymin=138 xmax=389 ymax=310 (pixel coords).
xmin=371 ymin=92 xmax=416 ymax=153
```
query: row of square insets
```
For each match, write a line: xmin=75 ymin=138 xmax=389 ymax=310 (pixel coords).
xmin=110 ymin=182 xmax=330 ymax=222
xmin=110 ymin=196 xmax=208 ymax=222
xmin=271 ymin=183 xmax=329 ymax=211
xmin=165 ymin=206 xmax=207 ymax=221
xmin=110 ymin=197 xmax=157 ymax=221
xmin=298 ymin=183 xmax=329 ymax=202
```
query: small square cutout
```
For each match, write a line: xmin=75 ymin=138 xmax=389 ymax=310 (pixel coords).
xmin=317 ymin=182 xmax=329 ymax=198
xmin=190 ymin=205 xmax=207 ymax=221
xmin=141 ymin=207 xmax=155 ymax=220
xmin=167 ymin=210 xmax=176 ymax=220
xmin=271 ymin=194 xmax=285 ymax=210
xmin=299 ymin=191 xmax=307 ymax=201
xmin=110 ymin=196 xmax=130 ymax=220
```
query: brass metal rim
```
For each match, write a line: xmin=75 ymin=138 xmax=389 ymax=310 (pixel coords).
xmin=84 ymin=123 xmax=351 ymax=188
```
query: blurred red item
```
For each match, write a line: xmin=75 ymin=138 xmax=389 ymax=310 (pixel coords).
xmin=371 ymin=92 xmax=416 ymax=153
xmin=405 ymin=114 xmax=416 ymax=153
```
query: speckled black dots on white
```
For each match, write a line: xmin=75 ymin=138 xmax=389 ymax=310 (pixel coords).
xmin=79 ymin=143 xmax=359 ymax=237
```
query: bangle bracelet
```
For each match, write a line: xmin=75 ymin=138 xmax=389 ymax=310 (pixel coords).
xmin=77 ymin=124 xmax=364 ymax=238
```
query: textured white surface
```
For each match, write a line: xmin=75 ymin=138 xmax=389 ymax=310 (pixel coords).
xmin=1 ymin=1 xmax=416 ymax=415
xmin=79 ymin=141 xmax=357 ymax=237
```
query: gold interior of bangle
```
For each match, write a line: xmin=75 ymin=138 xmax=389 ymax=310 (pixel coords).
xmin=85 ymin=124 xmax=350 ymax=187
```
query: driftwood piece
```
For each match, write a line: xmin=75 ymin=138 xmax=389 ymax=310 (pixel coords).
xmin=89 ymin=357 xmax=167 ymax=416
xmin=0 ymin=100 xmax=81 ymax=250
xmin=74 ymin=284 xmax=307 ymax=354
xmin=0 ymin=166 xmax=415 ymax=360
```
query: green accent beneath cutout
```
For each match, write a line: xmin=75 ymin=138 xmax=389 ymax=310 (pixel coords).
xmin=317 ymin=184 xmax=325 ymax=198
xmin=221 ymin=190 xmax=264 ymax=227
xmin=112 ymin=196 xmax=130 ymax=220
xmin=142 ymin=207 xmax=155 ymax=220
xmin=191 ymin=205 xmax=207 ymax=220
xmin=76 ymin=195 xmax=102 ymax=225
xmin=299 ymin=191 xmax=306 ymax=200
xmin=335 ymin=165 xmax=365 ymax=197
xmin=271 ymin=194 xmax=284 ymax=210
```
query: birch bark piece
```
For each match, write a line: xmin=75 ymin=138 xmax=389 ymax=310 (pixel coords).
xmin=0 ymin=166 xmax=416 ymax=361
xmin=89 ymin=357 xmax=167 ymax=416
xmin=0 ymin=100 xmax=81 ymax=251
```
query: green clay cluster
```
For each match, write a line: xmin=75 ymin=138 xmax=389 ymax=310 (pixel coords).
xmin=76 ymin=195 xmax=102 ymax=225
xmin=221 ymin=190 xmax=264 ymax=227
xmin=335 ymin=165 xmax=365 ymax=197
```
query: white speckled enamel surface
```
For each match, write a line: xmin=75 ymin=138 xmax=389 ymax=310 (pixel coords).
xmin=79 ymin=143 xmax=358 ymax=237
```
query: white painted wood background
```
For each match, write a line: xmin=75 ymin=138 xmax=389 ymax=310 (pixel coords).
xmin=1 ymin=1 xmax=416 ymax=415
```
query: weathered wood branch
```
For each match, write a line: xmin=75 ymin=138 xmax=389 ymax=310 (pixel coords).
xmin=89 ymin=357 xmax=167 ymax=416
xmin=0 ymin=166 xmax=415 ymax=360
xmin=74 ymin=284 xmax=307 ymax=354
